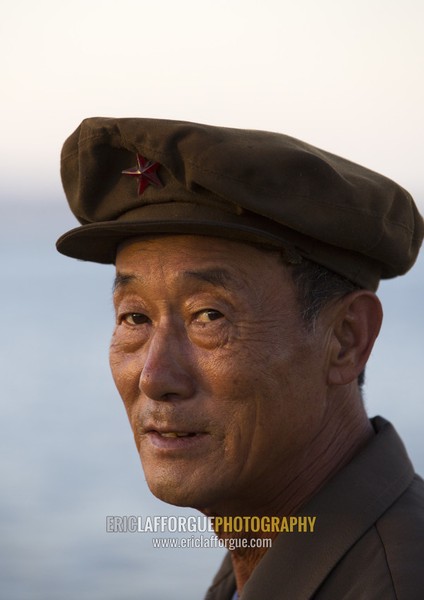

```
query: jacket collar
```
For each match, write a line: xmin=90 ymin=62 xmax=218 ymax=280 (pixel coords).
xmin=205 ymin=417 xmax=415 ymax=599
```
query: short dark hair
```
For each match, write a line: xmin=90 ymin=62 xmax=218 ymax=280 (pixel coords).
xmin=288 ymin=258 xmax=365 ymax=388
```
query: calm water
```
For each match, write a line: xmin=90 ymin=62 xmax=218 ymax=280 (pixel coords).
xmin=1 ymin=201 xmax=423 ymax=599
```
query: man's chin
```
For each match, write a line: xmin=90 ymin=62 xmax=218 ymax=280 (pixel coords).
xmin=147 ymin=481 xmax=204 ymax=509
xmin=143 ymin=473 xmax=221 ymax=512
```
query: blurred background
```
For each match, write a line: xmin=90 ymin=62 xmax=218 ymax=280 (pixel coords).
xmin=1 ymin=1 xmax=423 ymax=598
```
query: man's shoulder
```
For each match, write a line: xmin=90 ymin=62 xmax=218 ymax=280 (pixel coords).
xmin=315 ymin=475 xmax=424 ymax=600
xmin=376 ymin=474 xmax=424 ymax=595
xmin=379 ymin=473 xmax=424 ymax=529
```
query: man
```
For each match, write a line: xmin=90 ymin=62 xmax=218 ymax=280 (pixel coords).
xmin=57 ymin=118 xmax=424 ymax=599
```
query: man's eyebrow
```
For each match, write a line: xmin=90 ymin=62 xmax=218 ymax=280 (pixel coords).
xmin=113 ymin=273 xmax=139 ymax=292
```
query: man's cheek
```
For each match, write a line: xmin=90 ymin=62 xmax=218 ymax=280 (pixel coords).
xmin=110 ymin=349 xmax=140 ymax=395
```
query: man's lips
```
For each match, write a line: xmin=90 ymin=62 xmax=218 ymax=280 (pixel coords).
xmin=155 ymin=431 xmax=198 ymax=438
xmin=141 ymin=427 xmax=209 ymax=450
xmin=141 ymin=422 xmax=208 ymax=437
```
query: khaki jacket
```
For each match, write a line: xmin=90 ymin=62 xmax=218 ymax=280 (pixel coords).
xmin=204 ymin=417 xmax=424 ymax=599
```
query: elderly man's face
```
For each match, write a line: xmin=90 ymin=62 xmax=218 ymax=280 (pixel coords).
xmin=110 ymin=235 xmax=330 ymax=514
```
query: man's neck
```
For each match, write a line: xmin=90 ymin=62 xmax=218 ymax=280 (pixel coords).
xmin=220 ymin=397 xmax=374 ymax=594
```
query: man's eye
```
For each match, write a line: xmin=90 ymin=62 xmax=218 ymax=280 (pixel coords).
xmin=195 ymin=309 xmax=223 ymax=324
xmin=122 ymin=313 xmax=149 ymax=326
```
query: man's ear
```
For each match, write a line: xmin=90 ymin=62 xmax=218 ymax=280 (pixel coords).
xmin=327 ymin=290 xmax=383 ymax=386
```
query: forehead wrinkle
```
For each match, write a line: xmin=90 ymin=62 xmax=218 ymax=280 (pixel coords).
xmin=112 ymin=265 xmax=243 ymax=297
xmin=182 ymin=268 xmax=242 ymax=291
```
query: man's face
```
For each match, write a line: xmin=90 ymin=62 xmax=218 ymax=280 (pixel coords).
xmin=110 ymin=235 xmax=331 ymax=515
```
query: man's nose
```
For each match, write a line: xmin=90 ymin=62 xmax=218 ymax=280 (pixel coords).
xmin=139 ymin=325 xmax=196 ymax=401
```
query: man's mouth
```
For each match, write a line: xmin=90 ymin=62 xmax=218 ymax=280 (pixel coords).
xmin=159 ymin=432 xmax=197 ymax=438
xmin=143 ymin=428 xmax=208 ymax=450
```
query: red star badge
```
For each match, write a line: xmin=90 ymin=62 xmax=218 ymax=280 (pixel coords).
xmin=122 ymin=154 xmax=163 ymax=195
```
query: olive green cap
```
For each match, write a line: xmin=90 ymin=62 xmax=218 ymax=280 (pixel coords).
xmin=56 ymin=117 xmax=423 ymax=290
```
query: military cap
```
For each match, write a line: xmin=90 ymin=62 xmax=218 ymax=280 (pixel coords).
xmin=56 ymin=117 xmax=423 ymax=290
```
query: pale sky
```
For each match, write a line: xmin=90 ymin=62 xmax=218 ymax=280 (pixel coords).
xmin=1 ymin=0 xmax=423 ymax=207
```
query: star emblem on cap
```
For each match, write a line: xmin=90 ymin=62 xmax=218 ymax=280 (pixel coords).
xmin=122 ymin=154 xmax=163 ymax=195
